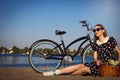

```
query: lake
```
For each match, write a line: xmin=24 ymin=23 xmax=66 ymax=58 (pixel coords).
xmin=0 ymin=54 xmax=93 ymax=67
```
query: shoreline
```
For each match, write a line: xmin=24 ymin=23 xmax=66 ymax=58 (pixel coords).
xmin=0 ymin=67 xmax=120 ymax=80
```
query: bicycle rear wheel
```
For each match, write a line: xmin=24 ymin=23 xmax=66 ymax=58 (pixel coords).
xmin=29 ymin=39 xmax=63 ymax=73
xmin=82 ymin=44 xmax=94 ymax=63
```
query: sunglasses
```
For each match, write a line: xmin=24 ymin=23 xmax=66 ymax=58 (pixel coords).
xmin=93 ymin=28 xmax=103 ymax=33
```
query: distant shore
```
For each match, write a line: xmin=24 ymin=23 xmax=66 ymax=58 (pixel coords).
xmin=0 ymin=67 xmax=120 ymax=80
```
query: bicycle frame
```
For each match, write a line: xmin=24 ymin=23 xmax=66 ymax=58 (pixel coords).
xmin=33 ymin=20 xmax=93 ymax=60
xmin=48 ymin=23 xmax=93 ymax=60
xmin=48 ymin=33 xmax=92 ymax=61
xmin=65 ymin=34 xmax=92 ymax=57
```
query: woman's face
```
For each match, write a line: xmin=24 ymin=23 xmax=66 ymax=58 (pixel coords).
xmin=93 ymin=26 xmax=104 ymax=37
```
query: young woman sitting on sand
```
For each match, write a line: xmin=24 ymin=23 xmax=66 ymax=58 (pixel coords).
xmin=43 ymin=24 xmax=120 ymax=77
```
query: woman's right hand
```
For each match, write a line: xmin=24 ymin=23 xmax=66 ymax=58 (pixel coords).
xmin=95 ymin=60 xmax=103 ymax=66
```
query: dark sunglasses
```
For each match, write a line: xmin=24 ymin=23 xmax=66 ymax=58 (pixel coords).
xmin=93 ymin=28 xmax=103 ymax=32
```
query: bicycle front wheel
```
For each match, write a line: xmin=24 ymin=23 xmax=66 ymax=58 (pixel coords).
xmin=82 ymin=44 xmax=94 ymax=63
xmin=29 ymin=39 xmax=63 ymax=73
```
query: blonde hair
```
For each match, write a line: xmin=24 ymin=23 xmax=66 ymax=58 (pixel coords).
xmin=94 ymin=24 xmax=108 ymax=42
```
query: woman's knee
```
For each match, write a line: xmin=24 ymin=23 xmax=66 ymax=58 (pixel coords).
xmin=83 ymin=66 xmax=91 ymax=73
xmin=76 ymin=64 xmax=85 ymax=69
xmin=78 ymin=64 xmax=91 ymax=73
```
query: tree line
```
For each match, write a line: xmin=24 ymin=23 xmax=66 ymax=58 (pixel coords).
xmin=0 ymin=46 xmax=29 ymax=54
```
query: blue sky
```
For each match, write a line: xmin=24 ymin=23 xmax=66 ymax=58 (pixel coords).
xmin=0 ymin=0 xmax=120 ymax=48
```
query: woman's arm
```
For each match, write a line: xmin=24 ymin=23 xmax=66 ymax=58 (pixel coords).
xmin=115 ymin=45 xmax=120 ymax=62
xmin=94 ymin=51 xmax=102 ymax=66
xmin=94 ymin=51 xmax=98 ymax=62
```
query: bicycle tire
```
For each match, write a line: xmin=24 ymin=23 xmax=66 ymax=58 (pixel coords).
xmin=82 ymin=44 xmax=94 ymax=63
xmin=29 ymin=39 xmax=63 ymax=73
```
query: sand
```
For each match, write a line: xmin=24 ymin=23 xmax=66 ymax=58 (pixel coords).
xmin=0 ymin=67 xmax=120 ymax=80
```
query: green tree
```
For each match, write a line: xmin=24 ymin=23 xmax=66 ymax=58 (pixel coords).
xmin=0 ymin=47 xmax=9 ymax=53
xmin=21 ymin=47 xmax=29 ymax=54
xmin=12 ymin=46 xmax=21 ymax=53
xmin=0 ymin=47 xmax=4 ymax=53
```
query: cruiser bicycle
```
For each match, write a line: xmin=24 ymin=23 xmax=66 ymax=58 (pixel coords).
xmin=28 ymin=20 xmax=94 ymax=73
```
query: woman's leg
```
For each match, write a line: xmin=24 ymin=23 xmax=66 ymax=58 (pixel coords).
xmin=60 ymin=64 xmax=91 ymax=75
xmin=70 ymin=65 xmax=91 ymax=75
xmin=60 ymin=64 xmax=84 ymax=74
xmin=43 ymin=63 xmax=91 ymax=76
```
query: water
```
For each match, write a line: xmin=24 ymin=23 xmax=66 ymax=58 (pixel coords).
xmin=0 ymin=54 xmax=93 ymax=67
xmin=0 ymin=54 xmax=30 ymax=67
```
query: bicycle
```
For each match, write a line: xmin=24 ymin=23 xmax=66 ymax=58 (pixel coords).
xmin=28 ymin=20 xmax=94 ymax=73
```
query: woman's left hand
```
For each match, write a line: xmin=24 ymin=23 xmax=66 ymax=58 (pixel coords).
xmin=118 ymin=58 xmax=120 ymax=62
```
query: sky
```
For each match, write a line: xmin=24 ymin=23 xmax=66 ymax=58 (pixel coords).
xmin=0 ymin=0 xmax=120 ymax=49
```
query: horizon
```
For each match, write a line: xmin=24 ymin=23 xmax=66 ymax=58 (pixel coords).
xmin=0 ymin=0 xmax=120 ymax=49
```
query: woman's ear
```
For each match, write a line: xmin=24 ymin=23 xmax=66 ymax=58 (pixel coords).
xmin=102 ymin=29 xmax=105 ymax=33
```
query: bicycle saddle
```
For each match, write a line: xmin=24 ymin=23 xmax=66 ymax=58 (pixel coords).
xmin=55 ymin=30 xmax=66 ymax=35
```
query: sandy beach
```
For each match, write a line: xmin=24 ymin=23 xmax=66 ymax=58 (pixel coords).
xmin=0 ymin=67 xmax=120 ymax=80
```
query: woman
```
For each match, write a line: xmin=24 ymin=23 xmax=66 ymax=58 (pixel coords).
xmin=43 ymin=24 xmax=120 ymax=76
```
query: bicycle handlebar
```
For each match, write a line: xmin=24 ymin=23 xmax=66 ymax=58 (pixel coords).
xmin=80 ymin=20 xmax=88 ymax=26
xmin=80 ymin=20 xmax=86 ymax=24
xmin=80 ymin=20 xmax=90 ymax=31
